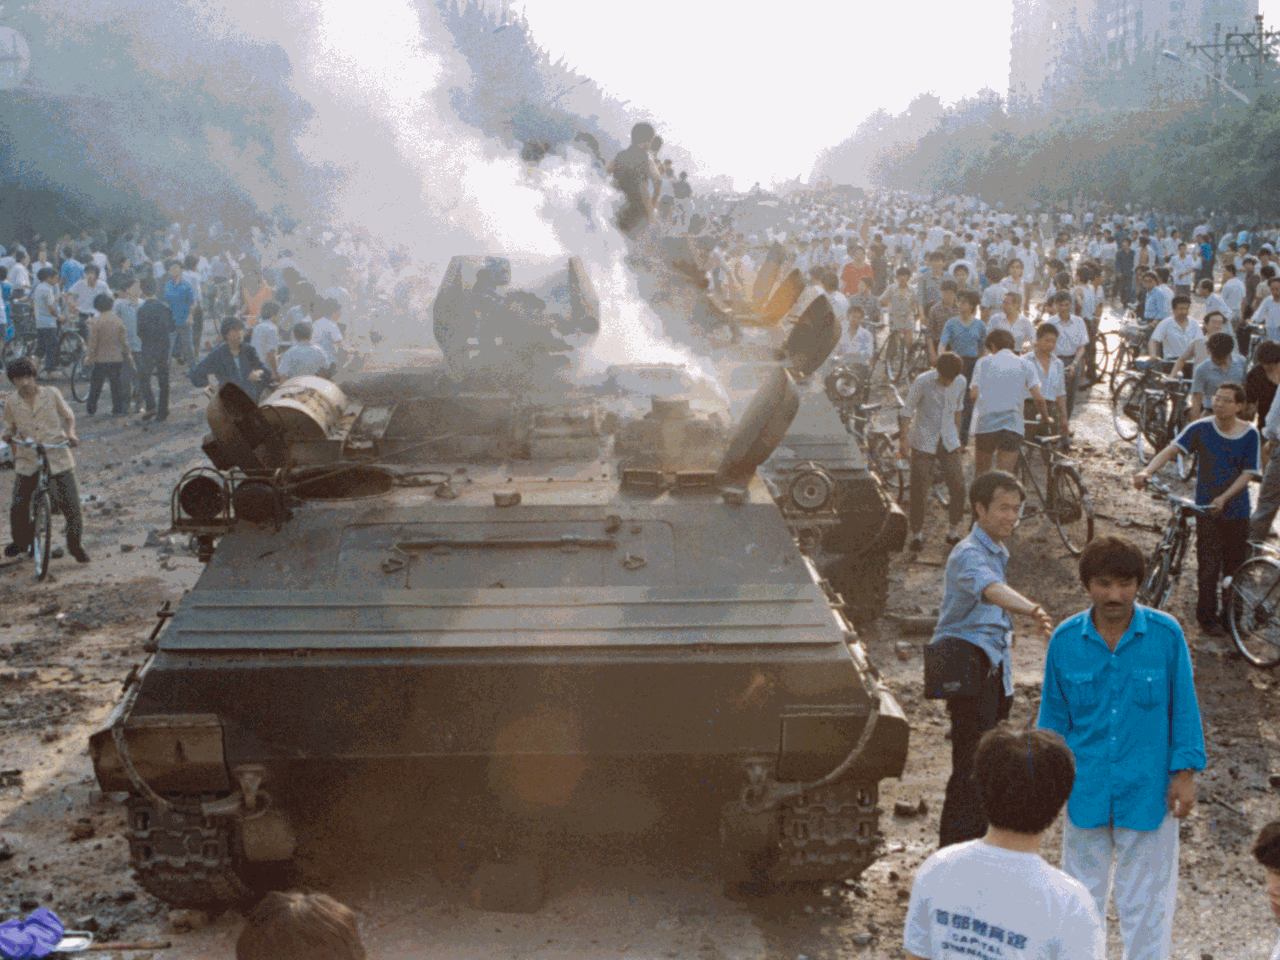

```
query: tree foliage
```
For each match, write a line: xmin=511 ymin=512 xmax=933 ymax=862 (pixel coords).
xmin=814 ymin=45 xmax=1280 ymax=215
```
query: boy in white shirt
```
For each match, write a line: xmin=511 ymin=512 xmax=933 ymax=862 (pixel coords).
xmin=903 ymin=723 xmax=1103 ymax=960
xmin=989 ymin=291 xmax=1036 ymax=354
xmin=833 ymin=304 xmax=874 ymax=365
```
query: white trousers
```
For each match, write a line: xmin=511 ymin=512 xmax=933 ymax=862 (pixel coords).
xmin=1061 ymin=813 xmax=1179 ymax=960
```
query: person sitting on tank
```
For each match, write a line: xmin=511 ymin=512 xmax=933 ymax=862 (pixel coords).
xmin=236 ymin=891 xmax=366 ymax=960
xmin=276 ymin=321 xmax=333 ymax=381
xmin=189 ymin=317 xmax=270 ymax=402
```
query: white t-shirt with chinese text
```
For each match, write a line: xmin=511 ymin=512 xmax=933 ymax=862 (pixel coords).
xmin=903 ymin=840 xmax=1103 ymax=960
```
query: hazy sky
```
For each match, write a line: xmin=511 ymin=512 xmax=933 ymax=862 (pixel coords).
xmin=521 ymin=0 xmax=1280 ymax=190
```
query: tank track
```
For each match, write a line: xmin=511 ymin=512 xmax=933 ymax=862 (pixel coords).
xmin=126 ymin=796 xmax=254 ymax=908
xmin=826 ymin=552 xmax=890 ymax=627
xmin=774 ymin=781 xmax=881 ymax=884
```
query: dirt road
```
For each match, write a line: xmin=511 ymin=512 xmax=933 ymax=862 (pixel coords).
xmin=0 ymin=365 xmax=1277 ymax=959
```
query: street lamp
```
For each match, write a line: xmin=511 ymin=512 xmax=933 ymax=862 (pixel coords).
xmin=1161 ymin=49 xmax=1251 ymax=104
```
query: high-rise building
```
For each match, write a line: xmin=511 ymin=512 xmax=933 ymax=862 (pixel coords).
xmin=1008 ymin=0 xmax=1259 ymax=113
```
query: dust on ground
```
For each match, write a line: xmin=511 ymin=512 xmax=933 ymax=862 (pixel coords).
xmin=0 ymin=362 xmax=1277 ymax=960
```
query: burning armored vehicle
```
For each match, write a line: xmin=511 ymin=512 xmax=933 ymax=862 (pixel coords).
xmin=89 ymin=258 xmax=908 ymax=909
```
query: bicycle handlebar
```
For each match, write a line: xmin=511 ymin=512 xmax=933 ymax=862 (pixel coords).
xmin=9 ymin=438 xmax=71 ymax=451
xmin=1147 ymin=477 xmax=1210 ymax=513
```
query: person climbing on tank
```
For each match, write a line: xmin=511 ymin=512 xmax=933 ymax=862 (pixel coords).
xmin=189 ymin=317 xmax=269 ymax=402
xmin=608 ymin=122 xmax=662 ymax=236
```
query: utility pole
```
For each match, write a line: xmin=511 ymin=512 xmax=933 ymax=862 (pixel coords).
xmin=1183 ymin=14 xmax=1280 ymax=96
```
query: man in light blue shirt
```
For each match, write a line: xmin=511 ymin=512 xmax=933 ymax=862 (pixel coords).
xmin=1039 ymin=535 xmax=1205 ymax=960
xmin=930 ymin=471 xmax=1054 ymax=848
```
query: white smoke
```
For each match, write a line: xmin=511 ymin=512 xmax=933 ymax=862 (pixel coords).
xmin=209 ymin=0 xmax=715 ymax=388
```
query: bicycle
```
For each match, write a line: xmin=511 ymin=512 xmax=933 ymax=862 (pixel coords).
xmin=843 ymin=383 xmax=909 ymax=502
xmin=1011 ymin=426 xmax=1095 ymax=555
xmin=1223 ymin=548 xmax=1280 ymax=669
xmin=878 ymin=323 xmax=931 ymax=385
xmin=1111 ymin=365 xmax=1194 ymax=476
xmin=1138 ymin=478 xmax=1213 ymax=610
xmin=8 ymin=437 xmax=73 ymax=580
xmin=1135 ymin=374 xmax=1195 ymax=475
xmin=1099 ymin=317 xmax=1152 ymax=396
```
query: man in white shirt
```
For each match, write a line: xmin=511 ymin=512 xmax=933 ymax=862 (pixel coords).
xmin=66 ymin=265 xmax=111 ymax=336
xmin=1255 ymin=276 xmax=1280 ymax=343
xmin=898 ymin=352 xmax=968 ymax=550
xmin=1048 ymin=292 xmax=1089 ymax=419
xmin=8 ymin=253 xmax=30 ymax=294
xmin=971 ymin=328 xmax=1048 ymax=475
xmin=1221 ymin=263 xmax=1246 ymax=324
xmin=902 ymin=723 xmax=1104 ymax=960
xmin=1150 ymin=295 xmax=1202 ymax=362
xmin=1169 ymin=242 xmax=1198 ymax=295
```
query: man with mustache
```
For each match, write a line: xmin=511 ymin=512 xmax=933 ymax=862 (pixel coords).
xmin=1038 ymin=535 xmax=1205 ymax=960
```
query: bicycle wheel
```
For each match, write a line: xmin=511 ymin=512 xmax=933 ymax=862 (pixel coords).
xmin=1139 ymin=391 xmax=1169 ymax=452
xmin=69 ymin=355 xmax=91 ymax=403
xmin=1226 ymin=557 xmax=1280 ymax=669
xmin=31 ymin=489 xmax=52 ymax=581
xmin=1140 ymin=548 xmax=1177 ymax=610
xmin=1134 ymin=392 xmax=1167 ymax=466
xmin=57 ymin=332 xmax=84 ymax=379
xmin=1108 ymin=343 xmax=1128 ymax=397
xmin=905 ymin=341 xmax=931 ymax=382
xmin=867 ymin=433 xmax=906 ymax=504
xmin=1049 ymin=465 xmax=1094 ymax=556
xmin=1111 ymin=376 xmax=1141 ymax=442
xmin=883 ymin=333 xmax=906 ymax=383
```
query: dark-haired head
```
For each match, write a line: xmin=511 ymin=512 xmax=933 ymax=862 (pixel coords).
xmin=6 ymin=357 xmax=38 ymax=382
xmin=1078 ymin=535 xmax=1144 ymax=588
xmin=1254 ymin=820 xmax=1280 ymax=871
xmin=935 ymin=351 xmax=963 ymax=381
xmin=1207 ymin=332 xmax=1236 ymax=362
xmin=985 ymin=328 xmax=1015 ymax=353
xmin=975 ymin=723 xmax=1075 ymax=835
xmin=236 ymin=890 xmax=365 ymax=960
xmin=969 ymin=470 xmax=1025 ymax=512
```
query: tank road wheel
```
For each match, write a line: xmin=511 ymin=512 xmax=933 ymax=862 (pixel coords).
xmin=720 ymin=781 xmax=883 ymax=897
xmin=126 ymin=797 xmax=257 ymax=910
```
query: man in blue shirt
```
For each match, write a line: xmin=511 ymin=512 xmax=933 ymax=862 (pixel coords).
xmin=163 ymin=260 xmax=196 ymax=365
xmin=939 ymin=290 xmax=987 ymax=447
xmin=930 ymin=472 xmax=1054 ymax=847
xmin=59 ymin=248 xmax=84 ymax=291
xmin=1039 ymin=535 xmax=1205 ymax=960
xmin=1136 ymin=382 xmax=1261 ymax=633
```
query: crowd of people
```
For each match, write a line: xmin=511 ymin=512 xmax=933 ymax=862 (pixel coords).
xmin=0 ymin=133 xmax=1278 ymax=956
xmin=0 ymin=222 xmax=361 ymax=564
xmin=608 ymin=152 xmax=1280 ymax=959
